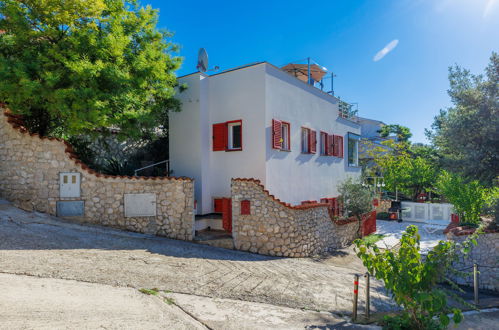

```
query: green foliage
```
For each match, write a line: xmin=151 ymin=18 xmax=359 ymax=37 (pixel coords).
xmin=367 ymin=140 xmax=438 ymax=201
xmin=354 ymin=225 xmax=480 ymax=330
xmin=139 ymin=288 xmax=159 ymax=296
xmin=436 ymin=171 xmax=490 ymax=224
xmin=0 ymin=0 xmax=181 ymax=139
xmin=338 ymin=178 xmax=375 ymax=237
xmin=377 ymin=211 xmax=390 ymax=220
xmin=361 ymin=233 xmax=384 ymax=245
xmin=426 ymin=52 xmax=499 ymax=187
xmin=378 ymin=124 xmax=413 ymax=143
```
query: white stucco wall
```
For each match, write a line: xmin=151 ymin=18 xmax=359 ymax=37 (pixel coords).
xmin=169 ymin=73 xmax=205 ymax=213
xmin=264 ymin=65 xmax=361 ymax=205
xmin=206 ymin=65 xmax=267 ymax=211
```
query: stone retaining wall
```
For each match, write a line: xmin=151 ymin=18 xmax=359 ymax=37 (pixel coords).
xmin=0 ymin=107 xmax=194 ymax=240
xmin=231 ymin=178 xmax=363 ymax=257
xmin=445 ymin=229 xmax=499 ymax=292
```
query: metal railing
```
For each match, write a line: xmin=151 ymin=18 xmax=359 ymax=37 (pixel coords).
xmin=134 ymin=160 xmax=169 ymax=177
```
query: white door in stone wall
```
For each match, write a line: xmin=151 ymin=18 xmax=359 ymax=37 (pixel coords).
xmin=59 ymin=172 xmax=81 ymax=198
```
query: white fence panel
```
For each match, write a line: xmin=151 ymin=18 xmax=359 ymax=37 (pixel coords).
xmin=401 ymin=202 xmax=453 ymax=223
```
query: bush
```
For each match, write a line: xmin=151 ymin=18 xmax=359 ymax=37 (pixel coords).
xmin=354 ymin=225 xmax=480 ymax=329
xmin=436 ymin=171 xmax=489 ymax=224
xmin=377 ymin=211 xmax=390 ymax=220
xmin=338 ymin=178 xmax=375 ymax=238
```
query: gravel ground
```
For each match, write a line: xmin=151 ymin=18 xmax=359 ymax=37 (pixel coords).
xmin=0 ymin=201 xmax=397 ymax=314
xmin=375 ymin=219 xmax=446 ymax=253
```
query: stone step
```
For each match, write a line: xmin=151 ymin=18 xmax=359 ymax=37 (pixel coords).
xmin=196 ymin=237 xmax=235 ymax=250
xmin=194 ymin=229 xmax=234 ymax=250
xmin=195 ymin=214 xmax=223 ymax=231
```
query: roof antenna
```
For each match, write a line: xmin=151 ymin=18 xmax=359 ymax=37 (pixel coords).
xmin=197 ymin=48 xmax=219 ymax=72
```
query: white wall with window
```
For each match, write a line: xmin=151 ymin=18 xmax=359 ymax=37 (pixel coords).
xmin=171 ymin=62 xmax=362 ymax=214
xmin=265 ymin=64 xmax=361 ymax=204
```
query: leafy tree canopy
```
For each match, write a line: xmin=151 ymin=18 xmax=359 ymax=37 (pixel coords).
xmin=0 ymin=0 xmax=181 ymax=139
xmin=364 ymin=139 xmax=437 ymax=201
xmin=426 ymin=52 xmax=499 ymax=186
xmin=379 ymin=124 xmax=412 ymax=143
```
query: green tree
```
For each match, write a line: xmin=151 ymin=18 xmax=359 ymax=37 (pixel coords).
xmin=368 ymin=140 xmax=437 ymax=201
xmin=0 ymin=0 xmax=181 ymax=139
xmin=426 ymin=52 xmax=499 ymax=186
xmin=338 ymin=178 xmax=375 ymax=238
xmin=379 ymin=124 xmax=413 ymax=143
xmin=355 ymin=225 xmax=480 ymax=329
xmin=436 ymin=171 xmax=491 ymax=225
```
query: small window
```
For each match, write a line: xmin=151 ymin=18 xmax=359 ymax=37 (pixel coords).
xmin=301 ymin=127 xmax=310 ymax=153
xmin=281 ymin=122 xmax=290 ymax=150
xmin=227 ymin=120 xmax=242 ymax=150
xmin=348 ymin=133 xmax=360 ymax=166
xmin=320 ymin=132 xmax=328 ymax=155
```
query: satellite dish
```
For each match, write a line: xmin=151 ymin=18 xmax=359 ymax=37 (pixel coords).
xmin=197 ymin=48 xmax=208 ymax=72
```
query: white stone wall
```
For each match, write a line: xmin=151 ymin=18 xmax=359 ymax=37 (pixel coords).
xmin=446 ymin=231 xmax=499 ymax=292
xmin=231 ymin=179 xmax=359 ymax=257
xmin=0 ymin=108 xmax=195 ymax=240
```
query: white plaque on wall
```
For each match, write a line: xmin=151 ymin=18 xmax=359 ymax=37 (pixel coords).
xmin=59 ymin=172 xmax=81 ymax=198
xmin=124 ymin=193 xmax=157 ymax=217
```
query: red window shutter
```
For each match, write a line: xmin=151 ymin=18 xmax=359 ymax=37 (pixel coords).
xmin=327 ymin=134 xmax=334 ymax=156
xmin=338 ymin=135 xmax=344 ymax=158
xmin=332 ymin=135 xmax=339 ymax=157
xmin=272 ymin=119 xmax=282 ymax=149
xmin=309 ymin=130 xmax=317 ymax=154
xmin=240 ymin=200 xmax=251 ymax=215
xmin=212 ymin=123 xmax=227 ymax=151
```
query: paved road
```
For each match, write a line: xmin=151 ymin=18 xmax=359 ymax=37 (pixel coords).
xmin=0 ymin=201 xmax=396 ymax=315
xmin=0 ymin=273 xmax=205 ymax=330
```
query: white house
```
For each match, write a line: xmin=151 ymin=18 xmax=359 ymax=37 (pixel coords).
xmin=169 ymin=62 xmax=361 ymax=216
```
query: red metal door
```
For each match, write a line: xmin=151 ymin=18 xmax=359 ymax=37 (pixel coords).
xmin=221 ymin=198 xmax=232 ymax=233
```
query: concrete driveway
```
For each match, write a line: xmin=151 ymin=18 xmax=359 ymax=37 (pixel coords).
xmin=0 ymin=200 xmax=396 ymax=315
xmin=0 ymin=273 xmax=205 ymax=330
xmin=0 ymin=200 xmax=395 ymax=329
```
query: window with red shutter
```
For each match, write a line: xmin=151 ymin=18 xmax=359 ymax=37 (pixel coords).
xmin=212 ymin=123 xmax=227 ymax=151
xmin=301 ymin=127 xmax=310 ymax=153
xmin=272 ymin=119 xmax=282 ymax=149
xmin=309 ymin=129 xmax=317 ymax=154
xmin=338 ymin=135 xmax=344 ymax=158
xmin=320 ymin=132 xmax=328 ymax=155
xmin=327 ymin=134 xmax=334 ymax=156
xmin=227 ymin=120 xmax=242 ymax=150
xmin=333 ymin=134 xmax=344 ymax=157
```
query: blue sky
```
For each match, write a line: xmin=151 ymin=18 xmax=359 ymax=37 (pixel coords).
xmin=148 ymin=0 xmax=499 ymax=143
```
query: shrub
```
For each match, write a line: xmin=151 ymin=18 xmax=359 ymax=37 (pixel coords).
xmin=377 ymin=211 xmax=390 ymax=220
xmin=338 ymin=178 xmax=375 ymax=238
xmin=354 ymin=225 xmax=480 ymax=329
xmin=436 ymin=171 xmax=489 ymax=224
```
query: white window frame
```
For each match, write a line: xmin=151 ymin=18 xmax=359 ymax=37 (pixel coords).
xmin=281 ymin=122 xmax=290 ymax=151
xmin=320 ymin=132 xmax=328 ymax=155
xmin=347 ymin=133 xmax=360 ymax=167
xmin=227 ymin=121 xmax=242 ymax=150
xmin=301 ymin=127 xmax=310 ymax=153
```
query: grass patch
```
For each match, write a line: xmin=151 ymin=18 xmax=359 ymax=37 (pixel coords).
xmin=139 ymin=288 xmax=159 ymax=296
xmin=361 ymin=234 xmax=384 ymax=244
xmin=163 ymin=297 xmax=175 ymax=305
